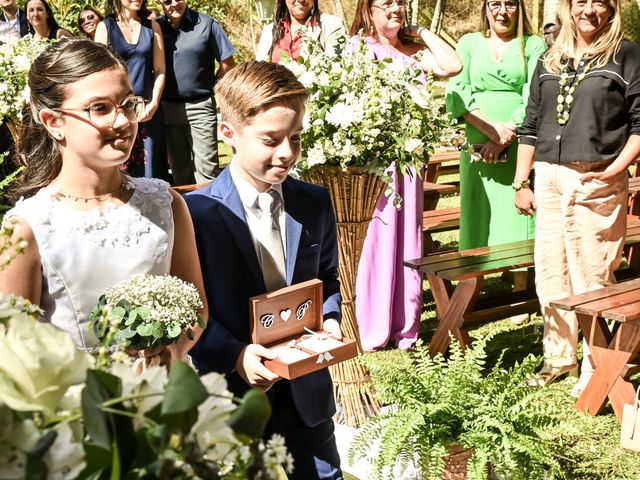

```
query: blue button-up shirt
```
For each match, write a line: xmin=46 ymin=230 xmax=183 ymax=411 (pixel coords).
xmin=159 ymin=7 xmax=235 ymax=102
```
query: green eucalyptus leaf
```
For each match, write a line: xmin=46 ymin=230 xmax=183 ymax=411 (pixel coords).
xmin=136 ymin=323 xmax=152 ymax=337
xmin=116 ymin=299 xmax=132 ymax=311
xmin=124 ymin=310 xmax=138 ymax=326
xmin=197 ymin=315 xmax=206 ymax=329
xmin=111 ymin=306 xmax=126 ymax=320
xmin=186 ymin=328 xmax=194 ymax=341
xmin=151 ymin=322 xmax=165 ymax=339
xmin=161 ymin=361 xmax=208 ymax=415
xmin=227 ymin=389 xmax=271 ymax=439
xmin=136 ymin=307 xmax=150 ymax=320
xmin=167 ymin=322 xmax=181 ymax=338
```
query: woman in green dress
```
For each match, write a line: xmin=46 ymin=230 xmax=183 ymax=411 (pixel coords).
xmin=446 ymin=0 xmax=545 ymax=251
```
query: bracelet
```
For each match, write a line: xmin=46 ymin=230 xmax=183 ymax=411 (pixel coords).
xmin=511 ymin=179 xmax=531 ymax=191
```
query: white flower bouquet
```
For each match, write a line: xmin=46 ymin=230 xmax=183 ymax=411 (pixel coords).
xmin=0 ymin=35 xmax=49 ymax=126
xmin=0 ymin=292 xmax=294 ymax=479
xmin=90 ymin=273 xmax=206 ymax=354
xmin=281 ymin=35 xmax=457 ymax=182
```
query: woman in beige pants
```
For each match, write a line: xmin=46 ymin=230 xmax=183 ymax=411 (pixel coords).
xmin=513 ymin=0 xmax=640 ymax=395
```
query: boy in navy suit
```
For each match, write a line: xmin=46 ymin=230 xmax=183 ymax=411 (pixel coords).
xmin=185 ymin=61 xmax=343 ymax=480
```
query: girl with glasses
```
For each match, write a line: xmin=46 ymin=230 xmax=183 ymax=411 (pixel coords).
xmin=95 ymin=0 xmax=169 ymax=181
xmin=445 ymin=0 xmax=545 ymax=292
xmin=515 ymin=0 xmax=640 ymax=394
xmin=348 ymin=0 xmax=461 ymax=352
xmin=76 ymin=5 xmax=103 ymax=40
xmin=0 ymin=39 xmax=207 ymax=366
xmin=256 ymin=0 xmax=346 ymax=62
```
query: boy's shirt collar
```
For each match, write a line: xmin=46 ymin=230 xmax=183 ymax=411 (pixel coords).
xmin=229 ymin=160 xmax=284 ymax=211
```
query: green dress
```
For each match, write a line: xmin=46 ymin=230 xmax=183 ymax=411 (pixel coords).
xmin=446 ymin=32 xmax=546 ymax=250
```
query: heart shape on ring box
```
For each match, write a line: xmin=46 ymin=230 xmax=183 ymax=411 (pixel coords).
xmin=280 ymin=308 xmax=291 ymax=321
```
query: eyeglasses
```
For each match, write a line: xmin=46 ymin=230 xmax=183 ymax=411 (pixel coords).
xmin=157 ymin=0 xmax=182 ymax=6
xmin=372 ymin=0 xmax=406 ymax=12
xmin=52 ymin=96 xmax=146 ymax=128
xmin=79 ymin=13 xmax=96 ymax=25
xmin=486 ymin=0 xmax=519 ymax=13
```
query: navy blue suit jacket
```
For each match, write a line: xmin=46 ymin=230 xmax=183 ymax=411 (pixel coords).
xmin=185 ymin=167 xmax=342 ymax=427
xmin=0 ymin=9 xmax=29 ymax=37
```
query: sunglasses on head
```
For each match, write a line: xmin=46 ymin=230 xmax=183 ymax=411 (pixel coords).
xmin=79 ymin=13 xmax=96 ymax=25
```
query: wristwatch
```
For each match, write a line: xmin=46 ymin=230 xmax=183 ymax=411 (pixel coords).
xmin=512 ymin=179 xmax=531 ymax=191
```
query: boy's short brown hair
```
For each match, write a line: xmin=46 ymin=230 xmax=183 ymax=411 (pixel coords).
xmin=216 ymin=61 xmax=308 ymax=128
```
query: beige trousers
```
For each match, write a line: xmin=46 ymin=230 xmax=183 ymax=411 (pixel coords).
xmin=534 ymin=161 xmax=628 ymax=369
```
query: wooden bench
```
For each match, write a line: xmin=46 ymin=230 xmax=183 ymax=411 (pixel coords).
xmin=551 ymin=279 xmax=640 ymax=423
xmin=423 ymin=181 xmax=457 ymax=210
xmin=171 ymin=182 xmax=211 ymax=194
xmin=422 ymin=207 xmax=460 ymax=254
xmin=427 ymin=150 xmax=461 ymax=183
xmin=405 ymin=219 xmax=640 ymax=357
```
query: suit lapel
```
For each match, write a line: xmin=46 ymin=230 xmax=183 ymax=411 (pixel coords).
xmin=210 ymin=169 xmax=265 ymax=288
xmin=283 ymin=179 xmax=302 ymax=285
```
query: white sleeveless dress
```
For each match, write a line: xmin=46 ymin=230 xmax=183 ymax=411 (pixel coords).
xmin=5 ymin=177 xmax=174 ymax=350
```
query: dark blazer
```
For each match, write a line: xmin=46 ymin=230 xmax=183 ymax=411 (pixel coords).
xmin=185 ymin=167 xmax=342 ymax=427
xmin=0 ymin=9 xmax=29 ymax=38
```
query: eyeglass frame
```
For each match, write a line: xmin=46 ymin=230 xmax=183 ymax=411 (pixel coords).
xmin=486 ymin=0 xmax=519 ymax=13
xmin=50 ymin=96 xmax=147 ymax=129
xmin=372 ymin=0 xmax=406 ymax=12
xmin=78 ymin=13 xmax=96 ymax=25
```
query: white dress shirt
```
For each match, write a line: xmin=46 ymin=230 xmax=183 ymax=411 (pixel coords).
xmin=229 ymin=161 xmax=287 ymax=271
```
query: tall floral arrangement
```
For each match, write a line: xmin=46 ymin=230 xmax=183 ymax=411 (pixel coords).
xmin=281 ymin=36 xmax=457 ymax=186
xmin=0 ymin=35 xmax=49 ymax=126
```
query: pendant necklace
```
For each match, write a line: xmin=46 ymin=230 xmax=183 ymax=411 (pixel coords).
xmin=556 ymin=58 xmax=591 ymax=125
xmin=56 ymin=178 xmax=125 ymax=203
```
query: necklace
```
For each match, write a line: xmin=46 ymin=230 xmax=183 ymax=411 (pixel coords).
xmin=556 ymin=59 xmax=591 ymax=125
xmin=56 ymin=178 xmax=125 ymax=203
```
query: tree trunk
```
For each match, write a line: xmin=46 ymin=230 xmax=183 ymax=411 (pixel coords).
xmin=430 ymin=0 xmax=446 ymax=33
xmin=543 ymin=0 xmax=560 ymax=25
xmin=409 ymin=0 xmax=419 ymax=26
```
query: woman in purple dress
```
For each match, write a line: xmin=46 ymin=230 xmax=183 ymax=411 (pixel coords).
xmin=348 ymin=0 xmax=461 ymax=351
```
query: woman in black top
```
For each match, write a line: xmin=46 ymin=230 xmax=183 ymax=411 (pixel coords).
xmin=514 ymin=0 xmax=640 ymax=393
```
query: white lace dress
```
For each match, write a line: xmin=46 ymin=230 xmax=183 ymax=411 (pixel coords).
xmin=5 ymin=177 xmax=174 ymax=350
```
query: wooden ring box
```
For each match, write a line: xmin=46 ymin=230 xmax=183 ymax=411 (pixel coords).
xmin=250 ymin=278 xmax=357 ymax=380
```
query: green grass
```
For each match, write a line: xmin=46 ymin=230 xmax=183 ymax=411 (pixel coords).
xmin=352 ymin=174 xmax=640 ymax=480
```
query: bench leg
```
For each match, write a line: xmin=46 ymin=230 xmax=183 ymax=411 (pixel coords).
xmin=576 ymin=315 xmax=640 ymax=421
xmin=428 ymin=274 xmax=482 ymax=357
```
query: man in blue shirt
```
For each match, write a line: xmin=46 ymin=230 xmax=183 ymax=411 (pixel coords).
xmin=157 ymin=0 xmax=235 ymax=185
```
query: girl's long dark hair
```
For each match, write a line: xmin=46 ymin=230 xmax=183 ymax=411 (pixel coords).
xmin=269 ymin=0 xmax=322 ymax=57
xmin=10 ymin=39 xmax=127 ymax=202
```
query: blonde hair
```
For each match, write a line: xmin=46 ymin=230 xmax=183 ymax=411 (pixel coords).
xmin=216 ymin=61 xmax=308 ymax=128
xmin=544 ymin=0 xmax=623 ymax=74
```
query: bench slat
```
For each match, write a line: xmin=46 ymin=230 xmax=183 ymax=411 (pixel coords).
xmin=422 ymin=244 xmax=535 ymax=273
xmin=600 ymin=299 xmax=640 ymax=323
xmin=551 ymin=277 xmax=640 ymax=311
xmin=440 ymin=253 xmax=535 ymax=281
xmin=405 ymin=239 xmax=533 ymax=271
xmin=574 ymin=289 xmax=640 ymax=316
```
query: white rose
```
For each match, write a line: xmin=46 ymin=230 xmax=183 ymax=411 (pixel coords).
xmin=0 ymin=320 xmax=93 ymax=416
xmin=407 ymin=85 xmax=429 ymax=109
xmin=298 ymin=70 xmax=317 ymax=87
xmin=404 ymin=138 xmax=424 ymax=155
xmin=109 ymin=362 xmax=167 ymax=427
